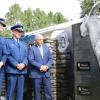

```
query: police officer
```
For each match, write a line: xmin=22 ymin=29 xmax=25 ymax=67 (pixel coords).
xmin=0 ymin=18 xmax=7 ymax=99
xmin=5 ymin=24 xmax=28 ymax=100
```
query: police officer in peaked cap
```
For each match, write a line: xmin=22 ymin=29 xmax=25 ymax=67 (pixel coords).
xmin=0 ymin=18 xmax=7 ymax=99
xmin=10 ymin=24 xmax=24 ymax=32
xmin=5 ymin=24 xmax=28 ymax=100
xmin=0 ymin=18 xmax=6 ymax=28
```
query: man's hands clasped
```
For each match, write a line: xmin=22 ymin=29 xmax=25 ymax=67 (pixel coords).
xmin=17 ymin=63 xmax=25 ymax=70
xmin=40 ymin=65 xmax=48 ymax=72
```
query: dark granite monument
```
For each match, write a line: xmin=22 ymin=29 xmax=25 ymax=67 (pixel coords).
xmin=72 ymin=1 xmax=100 ymax=100
xmin=73 ymin=23 xmax=100 ymax=100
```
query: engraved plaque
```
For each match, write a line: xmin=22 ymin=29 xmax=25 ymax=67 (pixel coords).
xmin=77 ymin=86 xmax=92 ymax=96
xmin=77 ymin=62 xmax=90 ymax=71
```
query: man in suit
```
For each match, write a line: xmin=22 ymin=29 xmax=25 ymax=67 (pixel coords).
xmin=0 ymin=18 xmax=7 ymax=99
xmin=29 ymin=34 xmax=52 ymax=100
xmin=5 ymin=24 xmax=28 ymax=100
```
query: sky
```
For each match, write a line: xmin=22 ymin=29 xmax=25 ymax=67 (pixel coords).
xmin=0 ymin=0 xmax=81 ymax=20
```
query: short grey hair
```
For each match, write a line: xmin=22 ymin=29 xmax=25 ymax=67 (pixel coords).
xmin=35 ymin=34 xmax=44 ymax=40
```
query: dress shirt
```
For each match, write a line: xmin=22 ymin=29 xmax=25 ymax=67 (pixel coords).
xmin=38 ymin=45 xmax=43 ymax=58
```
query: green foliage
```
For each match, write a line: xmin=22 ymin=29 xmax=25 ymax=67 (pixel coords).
xmin=0 ymin=28 xmax=12 ymax=38
xmin=22 ymin=8 xmax=34 ymax=32
xmin=80 ymin=0 xmax=99 ymax=17
xmin=5 ymin=4 xmax=23 ymax=25
xmin=5 ymin=3 xmax=68 ymax=34
xmin=33 ymin=8 xmax=49 ymax=30
xmin=53 ymin=12 xmax=67 ymax=24
xmin=48 ymin=11 xmax=54 ymax=24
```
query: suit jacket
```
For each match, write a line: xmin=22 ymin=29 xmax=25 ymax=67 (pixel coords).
xmin=5 ymin=38 xmax=28 ymax=74
xmin=29 ymin=44 xmax=52 ymax=78
xmin=0 ymin=36 xmax=7 ymax=73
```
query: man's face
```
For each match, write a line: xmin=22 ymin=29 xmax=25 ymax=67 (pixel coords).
xmin=0 ymin=24 xmax=5 ymax=31
xmin=35 ymin=36 xmax=44 ymax=45
xmin=12 ymin=30 xmax=23 ymax=39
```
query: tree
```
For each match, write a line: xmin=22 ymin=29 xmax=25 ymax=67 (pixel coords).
xmin=0 ymin=28 xmax=12 ymax=38
xmin=48 ymin=11 xmax=68 ymax=25
xmin=5 ymin=4 xmax=23 ymax=25
xmin=80 ymin=0 xmax=99 ymax=17
xmin=47 ymin=11 xmax=54 ymax=25
xmin=53 ymin=12 xmax=67 ymax=24
xmin=33 ymin=9 xmax=68 ymax=29
xmin=5 ymin=4 xmax=68 ymax=33
xmin=33 ymin=8 xmax=50 ymax=29
xmin=22 ymin=8 xmax=34 ymax=32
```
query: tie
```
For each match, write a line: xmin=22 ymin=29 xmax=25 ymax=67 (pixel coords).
xmin=17 ymin=39 xmax=19 ymax=43
xmin=38 ymin=45 xmax=43 ymax=58
xmin=16 ymin=39 xmax=20 ymax=47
